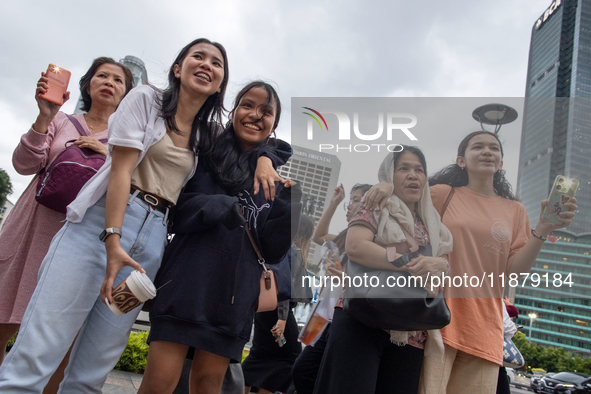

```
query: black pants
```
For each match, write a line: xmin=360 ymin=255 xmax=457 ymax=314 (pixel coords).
xmin=313 ymin=308 xmax=423 ymax=394
xmin=292 ymin=323 xmax=331 ymax=394
xmin=496 ymin=366 xmax=511 ymax=394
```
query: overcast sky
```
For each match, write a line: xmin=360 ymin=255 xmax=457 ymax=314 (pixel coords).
xmin=0 ymin=0 xmax=549 ymax=218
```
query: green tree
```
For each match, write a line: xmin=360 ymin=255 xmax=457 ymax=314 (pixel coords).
xmin=0 ymin=169 xmax=13 ymax=208
xmin=574 ymin=357 xmax=591 ymax=374
xmin=514 ymin=330 xmax=591 ymax=373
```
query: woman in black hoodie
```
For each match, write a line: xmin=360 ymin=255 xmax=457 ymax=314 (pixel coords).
xmin=138 ymin=81 xmax=301 ymax=394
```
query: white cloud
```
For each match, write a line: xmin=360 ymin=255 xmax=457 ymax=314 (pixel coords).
xmin=0 ymin=0 xmax=548 ymax=202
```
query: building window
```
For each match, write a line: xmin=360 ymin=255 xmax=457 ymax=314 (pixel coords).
xmin=576 ymin=320 xmax=589 ymax=327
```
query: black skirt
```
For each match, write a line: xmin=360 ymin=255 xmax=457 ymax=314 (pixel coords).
xmin=242 ymin=308 xmax=302 ymax=392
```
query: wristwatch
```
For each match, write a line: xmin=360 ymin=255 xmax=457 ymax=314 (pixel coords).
xmin=99 ymin=227 xmax=122 ymax=242
xmin=390 ymin=250 xmax=419 ymax=268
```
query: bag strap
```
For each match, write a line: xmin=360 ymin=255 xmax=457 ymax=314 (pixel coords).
xmin=66 ymin=114 xmax=108 ymax=143
xmin=441 ymin=187 xmax=455 ymax=220
xmin=239 ymin=208 xmax=267 ymax=267
xmin=244 ymin=222 xmax=264 ymax=263
xmin=66 ymin=114 xmax=90 ymax=137
xmin=392 ymin=217 xmax=419 ymax=252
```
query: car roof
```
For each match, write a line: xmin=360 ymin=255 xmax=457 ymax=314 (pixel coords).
xmin=551 ymin=372 xmax=591 ymax=383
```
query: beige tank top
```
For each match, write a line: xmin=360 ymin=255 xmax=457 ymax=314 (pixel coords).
xmin=131 ymin=132 xmax=195 ymax=205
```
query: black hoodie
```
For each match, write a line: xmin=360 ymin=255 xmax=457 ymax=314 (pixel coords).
xmin=148 ymin=141 xmax=302 ymax=361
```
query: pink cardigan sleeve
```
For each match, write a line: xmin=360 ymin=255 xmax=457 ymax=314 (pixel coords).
xmin=12 ymin=115 xmax=63 ymax=176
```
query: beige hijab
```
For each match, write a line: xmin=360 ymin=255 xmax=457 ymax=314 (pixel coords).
xmin=373 ymin=151 xmax=453 ymax=357
xmin=373 ymin=151 xmax=453 ymax=257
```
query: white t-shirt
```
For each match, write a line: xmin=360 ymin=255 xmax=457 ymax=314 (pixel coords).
xmin=66 ymin=85 xmax=197 ymax=223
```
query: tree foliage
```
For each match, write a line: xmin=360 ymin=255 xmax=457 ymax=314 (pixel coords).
xmin=0 ymin=169 xmax=13 ymax=208
xmin=514 ymin=331 xmax=591 ymax=374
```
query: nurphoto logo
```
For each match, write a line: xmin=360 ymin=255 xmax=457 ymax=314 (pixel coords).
xmin=302 ymin=107 xmax=418 ymax=153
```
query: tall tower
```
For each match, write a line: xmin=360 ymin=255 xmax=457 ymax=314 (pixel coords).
xmin=74 ymin=55 xmax=148 ymax=114
xmin=515 ymin=0 xmax=591 ymax=356
xmin=119 ymin=55 xmax=149 ymax=87
xmin=276 ymin=146 xmax=341 ymax=267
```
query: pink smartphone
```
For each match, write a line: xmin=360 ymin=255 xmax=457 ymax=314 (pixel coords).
xmin=39 ymin=64 xmax=71 ymax=105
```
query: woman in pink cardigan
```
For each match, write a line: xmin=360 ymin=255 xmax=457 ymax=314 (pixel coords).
xmin=0 ymin=57 xmax=133 ymax=374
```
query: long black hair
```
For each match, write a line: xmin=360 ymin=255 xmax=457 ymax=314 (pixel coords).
xmin=203 ymin=81 xmax=281 ymax=195
xmin=294 ymin=214 xmax=314 ymax=265
xmin=429 ymin=131 xmax=517 ymax=200
xmin=157 ymin=38 xmax=229 ymax=154
xmin=79 ymin=57 xmax=134 ymax=112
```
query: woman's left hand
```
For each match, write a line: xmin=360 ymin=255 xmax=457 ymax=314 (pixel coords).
xmin=254 ymin=156 xmax=284 ymax=201
xmin=271 ymin=319 xmax=286 ymax=340
xmin=535 ymin=197 xmax=578 ymax=236
xmin=407 ymin=255 xmax=447 ymax=296
xmin=72 ymin=136 xmax=108 ymax=156
xmin=406 ymin=255 xmax=447 ymax=282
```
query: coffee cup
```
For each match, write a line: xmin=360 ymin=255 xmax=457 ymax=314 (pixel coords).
xmin=106 ymin=270 xmax=156 ymax=316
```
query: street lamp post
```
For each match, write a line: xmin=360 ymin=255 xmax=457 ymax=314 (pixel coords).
xmin=471 ymin=103 xmax=518 ymax=135
xmin=528 ymin=313 xmax=537 ymax=344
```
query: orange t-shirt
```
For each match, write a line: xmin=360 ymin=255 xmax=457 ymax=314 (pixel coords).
xmin=430 ymin=185 xmax=531 ymax=365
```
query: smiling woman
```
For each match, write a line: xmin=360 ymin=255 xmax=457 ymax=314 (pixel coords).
xmin=233 ymin=84 xmax=280 ymax=151
xmin=137 ymin=81 xmax=299 ymax=394
xmin=0 ymin=39 xmax=237 ymax=393
xmin=421 ymin=130 xmax=578 ymax=394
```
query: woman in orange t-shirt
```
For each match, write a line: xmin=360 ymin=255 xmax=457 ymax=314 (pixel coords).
xmin=420 ymin=131 xmax=577 ymax=394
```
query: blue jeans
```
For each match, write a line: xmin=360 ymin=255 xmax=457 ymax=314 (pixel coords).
xmin=0 ymin=194 xmax=167 ymax=393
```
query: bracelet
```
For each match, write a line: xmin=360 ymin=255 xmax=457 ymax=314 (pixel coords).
xmin=442 ymin=257 xmax=450 ymax=275
xmin=531 ymin=229 xmax=547 ymax=242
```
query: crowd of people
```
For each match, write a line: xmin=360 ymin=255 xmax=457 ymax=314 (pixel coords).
xmin=0 ymin=36 xmax=578 ymax=394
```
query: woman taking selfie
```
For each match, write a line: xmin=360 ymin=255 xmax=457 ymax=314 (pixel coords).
xmin=422 ymin=131 xmax=577 ymax=394
xmin=0 ymin=57 xmax=133 ymax=374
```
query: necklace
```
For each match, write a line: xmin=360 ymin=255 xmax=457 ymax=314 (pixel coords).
xmin=84 ymin=113 xmax=106 ymax=131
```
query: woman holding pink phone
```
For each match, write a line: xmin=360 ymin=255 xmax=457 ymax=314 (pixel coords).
xmin=0 ymin=57 xmax=133 ymax=390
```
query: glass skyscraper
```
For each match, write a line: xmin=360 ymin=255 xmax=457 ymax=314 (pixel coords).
xmin=515 ymin=0 xmax=591 ymax=355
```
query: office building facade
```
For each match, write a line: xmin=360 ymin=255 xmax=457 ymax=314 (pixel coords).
xmin=515 ymin=0 xmax=591 ymax=355
xmin=276 ymin=145 xmax=341 ymax=266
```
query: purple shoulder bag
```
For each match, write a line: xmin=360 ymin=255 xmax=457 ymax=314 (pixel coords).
xmin=35 ymin=115 xmax=108 ymax=213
